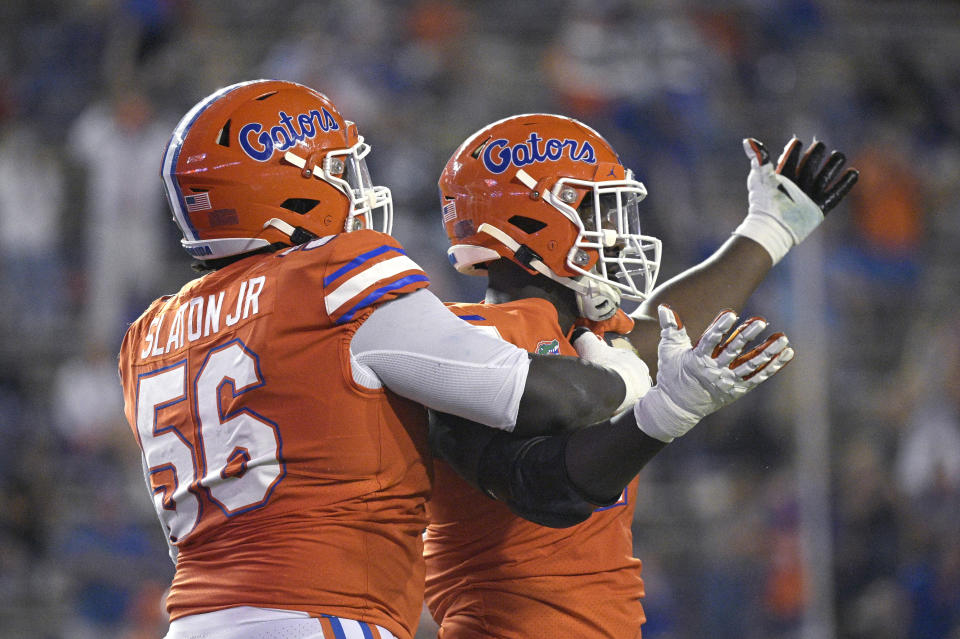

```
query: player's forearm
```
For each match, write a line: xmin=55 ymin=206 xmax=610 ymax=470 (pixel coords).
xmin=563 ymin=409 xmax=667 ymax=503
xmin=467 ymin=409 xmax=665 ymax=527
xmin=429 ymin=406 xmax=657 ymax=528
xmin=627 ymin=235 xmax=772 ymax=368
xmin=516 ymin=355 xmax=625 ymax=436
xmin=428 ymin=409 xmax=601 ymax=528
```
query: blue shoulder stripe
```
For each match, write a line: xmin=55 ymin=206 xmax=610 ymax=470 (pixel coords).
xmin=323 ymin=245 xmax=404 ymax=287
xmin=333 ymin=274 xmax=430 ymax=324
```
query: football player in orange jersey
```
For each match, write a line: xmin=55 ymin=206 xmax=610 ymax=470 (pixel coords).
xmin=424 ymin=114 xmax=858 ymax=638
xmin=119 ymin=81 xmax=677 ymax=639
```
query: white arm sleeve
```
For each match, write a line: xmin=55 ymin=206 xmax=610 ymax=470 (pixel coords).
xmin=350 ymin=289 xmax=530 ymax=431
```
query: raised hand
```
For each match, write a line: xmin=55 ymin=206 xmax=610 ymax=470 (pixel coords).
xmin=737 ymin=136 xmax=859 ymax=264
xmin=766 ymin=137 xmax=860 ymax=214
xmin=632 ymin=304 xmax=794 ymax=442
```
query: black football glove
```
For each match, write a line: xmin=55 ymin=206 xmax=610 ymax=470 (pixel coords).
xmin=736 ymin=137 xmax=860 ymax=264
xmin=760 ymin=137 xmax=860 ymax=214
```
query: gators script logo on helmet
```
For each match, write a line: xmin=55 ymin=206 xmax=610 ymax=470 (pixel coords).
xmin=237 ymin=105 xmax=341 ymax=162
xmin=438 ymin=114 xmax=662 ymax=313
xmin=480 ymin=133 xmax=597 ymax=174
xmin=162 ymin=79 xmax=393 ymax=260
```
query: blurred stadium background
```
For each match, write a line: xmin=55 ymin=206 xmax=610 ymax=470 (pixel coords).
xmin=1 ymin=0 xmax=958 ymax=637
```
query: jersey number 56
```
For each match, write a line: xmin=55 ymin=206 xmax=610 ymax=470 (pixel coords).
xmin=134 ymin=339 xmax=283 ymax=543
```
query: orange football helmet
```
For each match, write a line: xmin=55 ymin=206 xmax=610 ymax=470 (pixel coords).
xmin=161 ymin=79 xmax=392 ymax=260
xmin=438 ymin=114 xmax=660 ymax=318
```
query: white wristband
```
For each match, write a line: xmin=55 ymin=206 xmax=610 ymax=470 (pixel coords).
xmin=733 ymin=212 xmax=794 ymax=265
xmin=632 ymin=385 xmax=701 ymax=443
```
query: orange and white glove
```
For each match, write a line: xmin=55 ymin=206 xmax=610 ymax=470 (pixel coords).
xmin=633 ymin=305 xmax=794 ymax=442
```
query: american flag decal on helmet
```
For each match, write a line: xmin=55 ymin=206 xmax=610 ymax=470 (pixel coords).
xmin=442 ymin=200 xmax=457 ymax=223
xmin=184 ymin=192 xmax=212 ymax=212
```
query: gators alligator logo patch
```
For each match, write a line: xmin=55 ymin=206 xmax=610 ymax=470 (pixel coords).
xmin=535 ymin=339 xmax=561 ymax=355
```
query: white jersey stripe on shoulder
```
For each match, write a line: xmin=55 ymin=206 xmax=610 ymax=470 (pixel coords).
xmin=325 ymin=255 xmax=423 ymax=316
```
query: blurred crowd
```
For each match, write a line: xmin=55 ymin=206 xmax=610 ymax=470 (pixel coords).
xmin=0 ymin=1 xmax=958 ymax=638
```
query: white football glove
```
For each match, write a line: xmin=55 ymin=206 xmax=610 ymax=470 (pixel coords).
xmin=735 ymin=137 xmax=859 ymax=264
xmin=633 ymin=305 xmax=794 ymax=442
xmin=572 ymin=329 xmax=652 ymax=414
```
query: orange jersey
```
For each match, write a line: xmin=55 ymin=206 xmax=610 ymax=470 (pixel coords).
xmin=424 ymin=298 xmax=645 ymax=639
xmin=118 ymin=230 xmax=432 ymax=639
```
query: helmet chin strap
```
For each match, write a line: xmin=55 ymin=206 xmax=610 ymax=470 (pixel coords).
xmin=477 ymin=222 xmax=620 ymax=321
xmin=263 ymin=218 xmax=318 ymax=245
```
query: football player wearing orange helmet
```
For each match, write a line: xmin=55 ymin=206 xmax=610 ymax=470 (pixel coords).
xmin=424 ymin=114 xmax=857 ymax=638
xmin=440 ymin=114 xmax=662 ymax=321
xmin=119 ymin=82 xmax=664 ymax=639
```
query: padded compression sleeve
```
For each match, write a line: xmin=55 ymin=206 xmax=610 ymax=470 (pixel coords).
xmin=351 ymin=289 xmax=530 ymax=431
xmin=430 ymin=406 xmax=668 ymax=528
xmin=428 ymin=410 xmax=601 ymax=528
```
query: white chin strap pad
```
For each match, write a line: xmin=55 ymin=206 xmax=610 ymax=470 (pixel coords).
xmin=575 ymin=277 xmax=621 ymax=321
xmin=475 ymin=222 xmax=622 ymax=321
